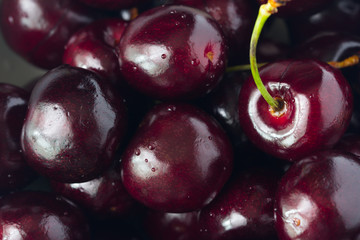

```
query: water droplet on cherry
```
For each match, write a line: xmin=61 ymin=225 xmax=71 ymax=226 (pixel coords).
xmin=135 ymin=149 xmax=141 ymax=155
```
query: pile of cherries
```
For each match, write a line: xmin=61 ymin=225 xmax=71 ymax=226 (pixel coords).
xmin=0 ymin=0 xmax=360 ymax=239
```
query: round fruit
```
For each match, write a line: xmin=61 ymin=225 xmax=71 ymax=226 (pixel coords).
xmin=239 ymin=59 xmax=353 ymax=161
xmin=121 ymin=102 xmax=233 ymax=212
xmin=275 ymin=151 xmax=360 ymax=239
xmin=51 ymin=166 xmax=137 ymax=218
xmin=63 ymin=18 xmax=128 ymax=86
xmin=0 ymin=191 xmax=90 ymax=239
xmin=21 ymin=65 xmax=128 ymax=182
xmin=118 ymin=5 xmax=228 ymax=100
xmin=0 ymin=0 xmax=96 ymax=69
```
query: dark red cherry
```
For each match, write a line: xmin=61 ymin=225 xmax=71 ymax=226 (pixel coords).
xmin=121 ymin=102 xmax=233 ymax=212
xmin=275 ymin=151 xmax=360 ymax=240
xmin=51 ymin=166 xmax=138 ymax=219
xmin=200 ymin=72 xmax=248 ymax=149
xmin=257 ymin=0 xmax=328 ymax=16
xmin=78 ymin=0 xmax=151 ymax=10
xmin=292 ymin=32 xmax=360 ymax=135
xmin=198 ymin=168 xmax=280 ymax=240
xmin=0 ymin=83 xmax=36 ymax=193
xmin=288 ymin=0 xmax=360 ymax=43
xmin=239 ymin=60 xmax=353 ymax=161
xmin=63 ymin=18 xmax=128 ymax=86
xmin=292 ymin=32 xmax=360 ymax=63
xmin=118 ymin=5 xmax=228 ymax=100
xmin=144 ymin=210 xmax=201 ymax=240
xmin=21 ymin=65 xmax=128 ymax=183
xmin=0 ymin=0 xmax=96 ymax=69
xmin=171 ymin=0 xmax=255 ymax=57
xmin=0 ymin=191 xmax=90 ymax=239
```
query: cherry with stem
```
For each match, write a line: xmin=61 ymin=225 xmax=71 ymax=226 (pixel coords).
xmin=238 ymin=0 xmax=353 ymax=161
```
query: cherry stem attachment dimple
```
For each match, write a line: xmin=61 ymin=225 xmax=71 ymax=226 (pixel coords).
xmin=249 ymin=3 xmax=280 ymax=110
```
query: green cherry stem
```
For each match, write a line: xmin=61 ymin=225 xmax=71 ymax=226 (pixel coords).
xmin=249 ymin=3 xmax=280 ymax=110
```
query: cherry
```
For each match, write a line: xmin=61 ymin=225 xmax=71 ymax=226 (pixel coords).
xmin=198 ymin=168 xmax=280 ymax=240
xmin=51 ymin=165 xmax=138 ymax=219
xmin=0 ymin=83 xmax=36 ymax=193
xmin=121 ymin=102 xmax=233 ymax=212
xmin=117 ymin=5 xmax=228 ymax=100
xmin=63 ymin=18 xmax=128 ymax=86
xmin=77 ymin=0 xmax=151 ymax=10
xmin=144 ymin=210 xmax=201 ymax=240
xmin=275 ymin=150 xmax=360 ymax=239
xmin=171 ymin=0 xmax=255 ymax=58
xmin=292 ymin=32 xmax=360 ymax=63
xmin=288 ymin=0 xmax=360 ymax=43
xmin=0 ymin=0 xmax=97 ymax=69
xmin=256 ymin=0 xmax=329 ymax=16
xmin=200 ymin=72 xmax=247 ymax=148
xmin=0 ymin=191 xmax=90 ymax=239
xmin=21 ymin=65 xmax=128 ymax=183
xmin=239 ymin=60 xmax=353 ymax=161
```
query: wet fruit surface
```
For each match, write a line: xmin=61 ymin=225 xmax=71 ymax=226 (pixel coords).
xmin=0 ymin=0 xmax=96 ymax=69
xmin=121 ymin=102 xmax=233 ymax=212
xmin=0 ymin=191 xmax=91 ymax=239
xmin=21 ymin=65 xmax=128 ymax=182
xmin=239 ymin=60 xmax=353 ymax=161
xmin=275 ymin=151 xmax=360 ymax=240
xmin=63 ymin=18 xmax=128 ymax=86
xmin=51 ymin=166 xmax=138 ymax=218
xmin=198 ymin=168 xmax=280 ymax=240
xmin=118 ymin=5 xmax=228 ymax=100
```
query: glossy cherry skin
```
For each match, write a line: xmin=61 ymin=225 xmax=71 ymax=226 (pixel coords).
xmin=0 ymin=191 xmax=90 ymax=239
xmin=239 ymin=60 xmax=353 ymax=161
xmin=144 ymin=210 xmax=202 ymax=240
xmin=78 ymin=0 xmax=151 ymax=10
xmin=121 ymin=102 xmax=233 ymax=212
xmin=257 ymin=0 xmax=328 ymax=16
xmin=200 ymin=73 xmax=246 ymax=148
xmin=0 ymin=83 xmax=36 ymax=193
xmin=288 ymin=0 xmax=360 ymax=43
xmin=51 ymin=166 xmax=138 ymax=219
xmin=0 ymin=0 xmax=97 ymax=69
xmin=172 ymin=0 xmax=255 ymax=57
xmin=292 ymin=32 xmax=360 ymax=63
xmin=198 ymin=168 xmax=280 ymax=240
xmin=21 ymin=65 xmax=128 ymax=183
xmin=275 ymin=151 xmax=360 ymax=240
xmin=63 ymin=18 xmax=128 ymax=86
xmin=118 ymin=5 xmax=228 ymax=100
